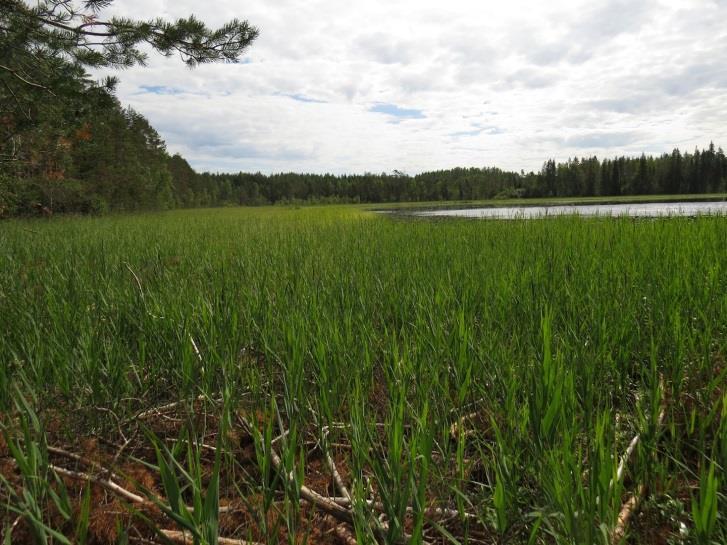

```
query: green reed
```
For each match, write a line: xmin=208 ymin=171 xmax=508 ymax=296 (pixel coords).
xmin=0 ymin=205 xmax=725 ymax=543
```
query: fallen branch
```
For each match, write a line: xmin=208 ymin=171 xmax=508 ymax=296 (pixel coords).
xmin=134 ymin=394 xmax=220 ymax=420
xmin=189 ymin=335 xmax=203 ymax=362
xmin=49 ymin=463 xmax=233 ymax=514
xmin=50 ymin=463 xmax=148 ymax=505
xmin=160 ymin=529 xmax=261 ymax=545
xmin=165 ymin=438 xmax=218 ymax=453
xmin=47 ymin=445 xmax=123 ymax=481
xmin=323 ymin=428 xmax=352 ymax=503
xmin=612 ymin=483 xmax=647 ymax=545
xmin=610 ymin=379 xmax=668 ymax=544
xmin=324 ymin=515 xmax=358 ymax=545
xmin=616 ymin=432 xmax=641 ymax=484
xmin=272 ymin=447 xmax=355 ymax=524
xmin=322 ymin=431 xmax=358 ymax=545
xmin=239 ymin=415 xmax=430 ymax=544
xmin=236 ymin=414 xmax=354 ymax=524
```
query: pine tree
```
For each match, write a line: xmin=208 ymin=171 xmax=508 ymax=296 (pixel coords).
xmin=1 ymin=0 xmax=258 ymax=165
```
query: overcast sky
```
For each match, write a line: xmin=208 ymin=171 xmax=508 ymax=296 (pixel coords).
xmin=103 ymin=0 xmax=727 ymax=175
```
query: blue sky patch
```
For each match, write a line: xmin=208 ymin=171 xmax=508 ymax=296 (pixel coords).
xmin=139 ymin=85 xmax=184 ymax=95
xmin=282 ymin=93 xmax=328 ymax=104
xmin=369 ymin=103 xmax=426 ymax=119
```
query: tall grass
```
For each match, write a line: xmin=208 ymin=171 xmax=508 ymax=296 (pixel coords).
xmin=0 ymin=206 xmax=725 ymax=544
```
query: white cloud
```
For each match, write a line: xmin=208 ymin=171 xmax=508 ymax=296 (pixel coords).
xmin=96 ymin=0 xmax=727 ymax=173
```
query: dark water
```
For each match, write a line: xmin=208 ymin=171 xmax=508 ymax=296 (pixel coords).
xmin=406 ymin=201 xmax=727 ymax=219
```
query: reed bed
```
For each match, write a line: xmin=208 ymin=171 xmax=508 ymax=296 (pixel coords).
xmin=0 ymin=206 xmax=725 ymax=544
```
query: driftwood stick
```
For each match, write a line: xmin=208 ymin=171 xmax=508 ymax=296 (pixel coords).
xmin=269 ymin=446 xmax=355 ymax=524
xmin=610 ymin=379 xmax=668 ymax=544
xmin=614 ymin=399 xmax=667 ymax=485
xmin=49 ymin=463 xmax=233 ymax=514
xmin=449 ymin=397 xmax=488 ymax=415
xmin=160 ymin=529 xmax=261 ymax=545
xmin=238 ymin=415 xmax=429 ymax=543
xmin=135 ymin=400 xmax=191 ymax=420
xmin=322 ymin=433 xmax=357 ymax=545
xmin=323 ymin=429 xmax=352 ymax=502
xmin=47 ymin=445 xmax=123 ymax=481
xmin=50 ymin=464 xmax=148 ymax=505
xmin=165 ymin=438 xmax=218 ymax=453
xmin=324 ymin=515 xmax=358 ymax=545
xmin=616 ymin=433 xmax=641 ymax=484
xmin=238 ymin=415 xmax=359 ymax=527
xmin=237 ymin=414 xmax=354 ymax=523
xmin=328 ymin=459 xmax=352 ymax=502
xmin=134 ymin=394 xmax=225 ymax=420
xmin=124 ymin=262 xmax=144 ymax=294
xmin=612 ymin=483 xmax=647 ymax=544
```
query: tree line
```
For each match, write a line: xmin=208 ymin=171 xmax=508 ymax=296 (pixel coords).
xmin=3 ymin=118 xmax=726 ymax=215
xmin=160 ymin=144 xmax=727 ymax=208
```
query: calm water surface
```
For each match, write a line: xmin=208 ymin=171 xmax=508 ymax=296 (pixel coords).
xmin=408 ymin=201 xmax=727 ymax=219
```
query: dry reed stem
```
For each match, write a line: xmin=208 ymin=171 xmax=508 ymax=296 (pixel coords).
xmin=48 ymin=445 xmax=123 ymax=481
xmin=612 ymin=483 xmax=647 ymax=544
xmin=324 ymin=515 xmax=358 ymax=545
xmin=134 ymin=395 xmax=220 ymax=420
xmin=50 ymin=463 xmax=148 ymax=505
xmin=160 ymin=529 xmax=261 ymax=545
xmin=610 ymin=379 xmax=668 ymax=544
xmin=323 ymin=434 xmax=352 ymax=502
xmin=49 ymin=462 xmax=234 ymax=514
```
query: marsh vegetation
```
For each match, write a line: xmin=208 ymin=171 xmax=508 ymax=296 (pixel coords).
xmin=1 ymin=206 xmax=725 ymax=544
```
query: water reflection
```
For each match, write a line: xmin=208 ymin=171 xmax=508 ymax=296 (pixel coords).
xmin=408 ymin=201 xmax=727 ymax=219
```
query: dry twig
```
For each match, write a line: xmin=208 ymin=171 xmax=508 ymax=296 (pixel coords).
xmin=324 ymin=515 xmax=358 ymax=545
xmin=160 ymin=529 xmax=261 ymax=545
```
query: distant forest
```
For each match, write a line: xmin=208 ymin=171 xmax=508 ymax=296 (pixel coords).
xmin=2 ymin=91 xmax=725 ymax=216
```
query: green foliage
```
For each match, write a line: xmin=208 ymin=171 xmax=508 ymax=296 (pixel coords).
xmin=692 ymin=461 xmax=720 ymax=544
xmin=0 ymin=207 xmax=726 ymax=543
xmin=0 ymin=0 xmax=257 ymax=213
xmin=149 ymin=430 xmax=223 ymax=545
xmin=0 ymin=386 xmax=72 ymax=545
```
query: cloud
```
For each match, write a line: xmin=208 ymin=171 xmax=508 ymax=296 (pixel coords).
xmin=450 ymin=129 xmax=484 ymax=138
xmin=353 ymin=33 xmax=419 ymax=65
xmin=503 ymin=67 xmax=557 ymax=90
xmin=564 ymin=131 xmax=641 ymax=148
xmin=658 ymin=61 xmax=727 ymax=97
xmin=450 ymin=124 xmax=505 ymax=138
xmin=94 ymin=0 xmax=727 ymax=174
xmin=588 ymin=96 xmax=654 ymax=114
xmin=518 ymin=0 xmax=657 ymax=67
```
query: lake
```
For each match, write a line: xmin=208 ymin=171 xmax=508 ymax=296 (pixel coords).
xmin=405 ymin=200 xmax=727 ymax=219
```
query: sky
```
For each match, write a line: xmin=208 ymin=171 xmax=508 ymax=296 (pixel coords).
xmin=102 ymin=0 xmax=727 ymax=175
